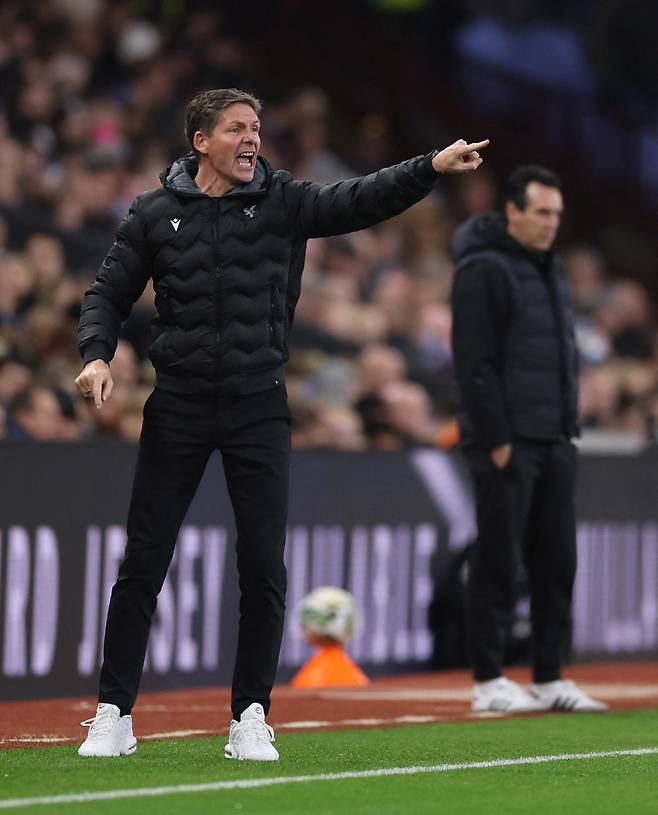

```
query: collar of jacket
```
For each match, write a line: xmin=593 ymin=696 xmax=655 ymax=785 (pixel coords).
xmin=451 ymin=211 xmax=554 ymax=268
xmin=159 ymin=152 xmax=273 ymax=199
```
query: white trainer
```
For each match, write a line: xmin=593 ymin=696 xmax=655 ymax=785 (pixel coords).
xmin=224 ymin=702 xmax=279 ymax=761
xmin=530 ymin=680 xmax=609 ymax=712
xmin=78 ymin=703 xmax=137 ymax=757
xmin=472 ymin=676 xmax=545 ymax=713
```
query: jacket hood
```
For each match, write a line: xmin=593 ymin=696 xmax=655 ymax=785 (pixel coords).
xmin=451 ymin=212 xmax=512 ymax=264
xmin=160 ymin=153 xmax=273 ymax=198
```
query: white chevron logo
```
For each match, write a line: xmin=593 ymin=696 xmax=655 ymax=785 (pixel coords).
xmin=170 ymin=218 xmax=181 ymax=231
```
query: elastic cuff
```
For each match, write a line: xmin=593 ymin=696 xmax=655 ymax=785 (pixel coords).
xmin=82 ymin=343 xmax=112 ymax=364
xmin=485 ymin=437 xmax=512 ymax=451
xmin=480 ymin=425 xmax=512 ymax=450
xmin=417 ymin=151 xmax=440 ymax=181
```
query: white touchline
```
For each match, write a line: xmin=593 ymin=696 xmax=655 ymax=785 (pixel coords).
xmin=141 ymin=730 xmax=213 ymax=741
xmin=314 ymin=684 xmax=658 ymax=702
xmin=0 ymin=730 xmax=214 ymax=746
xmin=279 ymin=715 xmax=443 ymax=730
xmin=0 ymin=748 xmax=657 ymax=809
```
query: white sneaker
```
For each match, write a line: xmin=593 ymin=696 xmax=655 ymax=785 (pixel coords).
xmin=78 ymin=703 xmax=137 ymax=757
xmin=531 ymin=680 xmax=609 ymax=712
xmin=472 ymin=677 xmax=545 ymax=713
xmin=224 ymin=702 xmax=279 ymax=761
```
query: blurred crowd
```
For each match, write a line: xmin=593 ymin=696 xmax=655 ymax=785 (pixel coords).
xmin=0 ymin=1 xmax=656 ymax=448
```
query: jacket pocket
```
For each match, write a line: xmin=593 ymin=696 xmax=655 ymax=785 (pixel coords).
xmin=155 ymin=287 xmax=174 ymax=324
xmin=148 ymin=326 xmax=172 ymax=365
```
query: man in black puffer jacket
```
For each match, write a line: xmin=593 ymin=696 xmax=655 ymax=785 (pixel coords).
xmin=451 ymin=165 xmax=607 ymax=715
xmin=74 ymin=87 xmax=489 ymax=760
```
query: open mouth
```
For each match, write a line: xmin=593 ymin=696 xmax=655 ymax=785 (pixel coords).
xmin=236 ymin=151 xmax=255 ymax=168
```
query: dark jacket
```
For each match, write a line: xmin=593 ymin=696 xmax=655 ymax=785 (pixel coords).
xmin=450 ymin=212 xmax=578 ymax=449
xmin=78 ymin=152 xmax=439 ymax=395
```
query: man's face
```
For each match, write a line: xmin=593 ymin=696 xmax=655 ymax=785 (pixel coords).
xmin=505 ymin=182 xmax=563 ymax=252
xmin=194 ymin=103 xmax=261 ymax=187
xmin=17 ymin=388 xmax=62 ymax=440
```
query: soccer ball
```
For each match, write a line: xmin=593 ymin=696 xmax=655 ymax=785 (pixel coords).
xmin=299 ymin=586 xmax=357 ymax=646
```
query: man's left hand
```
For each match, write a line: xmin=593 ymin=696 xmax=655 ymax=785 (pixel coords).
xmin=432 ymin=139 xmax=490 ymax=174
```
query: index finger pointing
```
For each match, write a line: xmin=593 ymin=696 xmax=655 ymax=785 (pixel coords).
xmin=93 ymin=377 xmax=103 ymax=409
xmin=463 ymin=139 xmax=490 ymax=152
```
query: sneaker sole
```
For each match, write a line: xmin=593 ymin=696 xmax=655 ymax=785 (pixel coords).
xmin=224 ymin=744 xmax=279 ymax=761
xmin=543 ymin=703 xmax=609 ymax=713
xmin=472 ymin=701 xmax=544 ymax=714
xmin=78 ymin=739 xmax=137 ymax=758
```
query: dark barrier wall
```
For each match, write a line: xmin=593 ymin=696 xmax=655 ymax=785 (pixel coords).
xmin=573 ymin=452 xmax=658 ymax=655
xmin=0 ymin=445 xmax=656 ymax=701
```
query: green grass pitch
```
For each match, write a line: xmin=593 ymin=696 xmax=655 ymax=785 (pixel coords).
xmin=2 ymin=710 xmax=658 ymax=814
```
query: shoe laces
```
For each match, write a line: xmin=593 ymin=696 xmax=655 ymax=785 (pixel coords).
xmin=232 ymin=717 xmax=275 ymax=745
xmin=536 ymin=680 xmax=593 ymax=709
xmin=542 ymin=680 xmax=579 ymax=696
xmin=495 ymin=677 xmax=525 ymax=696
xmin=557 ymin=680 xmax=589 ymax=700
xmin=80 ymin=706 xmax=120 ymax=736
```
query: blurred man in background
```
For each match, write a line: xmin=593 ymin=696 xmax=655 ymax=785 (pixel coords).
xmin=5 ymin=384 xmax=64 ymax=440
xmin=451 ymin=165 xmax=608 ymax=714
xmin=74 ymin=86 xmax=489 ymax=761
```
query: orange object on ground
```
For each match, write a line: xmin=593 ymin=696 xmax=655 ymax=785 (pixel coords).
xmin=291 ymin=644 xmax=369 ymax=688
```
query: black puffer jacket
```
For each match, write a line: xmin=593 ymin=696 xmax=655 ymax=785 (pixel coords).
xmin=78 ymin=152 xmax=438 ymax=395
xmin=450 ymin=212 xmax=578 ymax=448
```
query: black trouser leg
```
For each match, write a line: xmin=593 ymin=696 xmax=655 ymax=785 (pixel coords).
xmin=220 ymin=386 xmax=291 ymax=719
xmin=99 ymin=389 xmax=214 ymax=713
xmin=525 ymin=440 xmax=577 ymax=683
xmin=464 ymin=444 xmax=538 ymax=681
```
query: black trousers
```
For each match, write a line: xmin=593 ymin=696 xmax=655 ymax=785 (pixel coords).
xmin=99 ymin=385 xmax=291 ymax=719
xmin=463 ymin=439 xmax=577 ymax=684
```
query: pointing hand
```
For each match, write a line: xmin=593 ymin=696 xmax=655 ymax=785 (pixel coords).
xmin=432 ymin=139 xmax=490 ymax=174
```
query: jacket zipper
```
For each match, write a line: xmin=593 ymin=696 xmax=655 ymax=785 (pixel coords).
xmin=269 ymin=282 xmax=277 ymax=346
xmin=542 ymin=259 xmax=572 ymax=435
xmin=213 ymin=200 xmax=222 ymax=384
